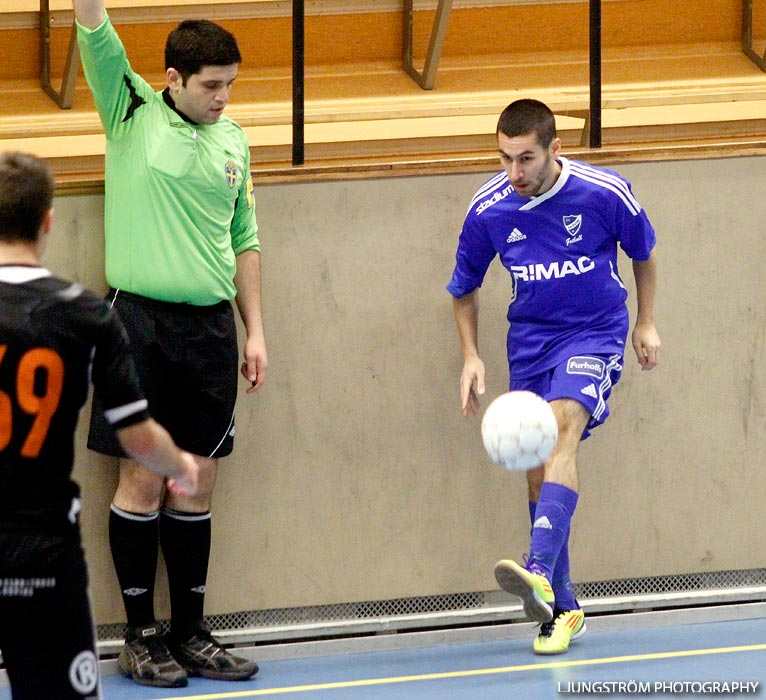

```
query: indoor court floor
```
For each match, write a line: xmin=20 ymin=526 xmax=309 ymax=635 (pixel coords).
xmin=3 ymin=605 xmax=762 ymax=700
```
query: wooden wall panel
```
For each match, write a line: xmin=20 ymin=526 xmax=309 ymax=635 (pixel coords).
xmin=44 ymin=154 xmax=766 ymax=623
xmin=1 ymin=0 xmax=742 ymax=80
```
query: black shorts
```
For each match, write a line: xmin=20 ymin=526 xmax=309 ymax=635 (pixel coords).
xmin=88 ymin=290 xmax=239 ymax=459
xmin=0 ymin=532 xmax=100 ymax=699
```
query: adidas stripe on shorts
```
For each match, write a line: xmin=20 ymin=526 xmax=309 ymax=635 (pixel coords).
xmin=512 ymin=353 xmax=623 ymax=440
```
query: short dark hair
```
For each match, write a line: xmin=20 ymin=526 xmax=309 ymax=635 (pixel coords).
xmin=496 ymin=99 xmax=557 ymax=148
xmin=165 ymin=20 xmax=242 ymax=84
xmin=0 ymin=152 xmax=54 ymax=244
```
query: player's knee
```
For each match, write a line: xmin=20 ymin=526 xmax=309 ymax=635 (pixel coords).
xmin=551 ymin=399 xmax=590 ymax=443
xmin=116 ymin=462 xmax=165 ymax=511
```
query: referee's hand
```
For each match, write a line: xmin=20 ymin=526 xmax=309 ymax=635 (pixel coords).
xmin=241 ymin=336 xmax=268 ymax=393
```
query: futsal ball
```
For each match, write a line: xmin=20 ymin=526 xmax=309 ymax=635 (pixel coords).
xmin=481 ymin=391 xmax=558 ymax=471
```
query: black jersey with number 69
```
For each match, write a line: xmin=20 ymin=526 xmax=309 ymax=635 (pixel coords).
xmin=0 ymin=267 xmax=149 ymax=536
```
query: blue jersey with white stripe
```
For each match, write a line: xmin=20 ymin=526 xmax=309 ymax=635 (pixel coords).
xmin=447 ymin=157 xmax=656 ymax=379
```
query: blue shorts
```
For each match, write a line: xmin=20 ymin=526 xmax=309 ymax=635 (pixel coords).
xmin=511 ymin=353 xmax=624 ymax=440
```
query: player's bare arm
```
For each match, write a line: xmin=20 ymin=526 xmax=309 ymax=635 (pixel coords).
xmin=631 ymin=249 xmax=660 ymax=371
xmin=72 ymin=0 xmax=106 ymax=29
xmin=234 ymin=248 xmax=268 ymax=394
xmin=452 ymin=290 xmax=486 ymax=416
xmin=117 ymin=419 xmax=200 ymax=496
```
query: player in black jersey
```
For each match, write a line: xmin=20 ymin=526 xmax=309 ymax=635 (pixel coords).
xmin=0 ymin=151 xmax=199 ymax=699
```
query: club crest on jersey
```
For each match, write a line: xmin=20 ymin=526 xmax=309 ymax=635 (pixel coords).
xmin=563 ymin=214 xmax=583 ymax=245
xmin=225 ymin=160 xmax=238 ymax=188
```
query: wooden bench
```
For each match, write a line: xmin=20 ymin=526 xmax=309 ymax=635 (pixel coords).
xmin=2 ymin=0 xmax=283 ymax=108
xmin=2 ymin=0 xmax=766 ymax=185
xmin=10 ymin=0 xmax=766 ymax=107
xmin=5 ymin=41 xmax=766 ymax=170
xmin=6 ymin=0 xmax=464 ymax=109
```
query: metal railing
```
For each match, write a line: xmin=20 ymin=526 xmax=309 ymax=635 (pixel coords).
xmin=39 ymin=0 xmax=605 ymax=157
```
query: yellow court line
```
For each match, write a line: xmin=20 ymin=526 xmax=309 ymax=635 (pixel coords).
xmin=149 ymin=643 xmax=766 ymax=699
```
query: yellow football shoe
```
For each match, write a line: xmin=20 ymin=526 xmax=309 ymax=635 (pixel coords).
xmin=534 ymin=608 xmax=586 ymax=655
xmin=494 ymin=559 xmax=554 ymax=623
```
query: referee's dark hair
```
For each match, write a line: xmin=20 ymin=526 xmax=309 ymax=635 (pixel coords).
xmin=497 ymin=99 xmax=557 ymax=149
xmin=165 ymin=20 xmax=242 ymax=85
xmin=0 ymin=152 xmax=54 ymax=244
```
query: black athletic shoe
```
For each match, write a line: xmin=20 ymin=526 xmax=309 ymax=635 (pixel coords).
xmin=118 ymin=624 xmax=188 ymax=688
xmin=170 ymin=622 xmax=259 ymax=681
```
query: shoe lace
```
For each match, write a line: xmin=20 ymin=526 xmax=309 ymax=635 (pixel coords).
xmin=538 ymin=608 xmax=566 ymax=638
xmin=538 ymin=619 xmax=555 ymax=637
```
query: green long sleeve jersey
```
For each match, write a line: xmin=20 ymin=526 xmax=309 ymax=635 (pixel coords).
xmin=77 ymin=15 xmax=259 ymax=305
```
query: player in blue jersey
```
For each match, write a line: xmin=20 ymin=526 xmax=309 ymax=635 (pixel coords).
xmin=447 ymin=99 xmax=660 ymax=655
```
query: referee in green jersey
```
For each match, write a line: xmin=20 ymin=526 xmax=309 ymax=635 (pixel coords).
xmin=74 ymin=0 xmax=267 ymax=688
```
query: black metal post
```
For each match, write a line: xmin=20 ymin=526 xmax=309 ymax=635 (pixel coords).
xmin=589 ymin=0 xmax=602 ymax=148
xmin=292 ymin=0 xmax=305 ymax=165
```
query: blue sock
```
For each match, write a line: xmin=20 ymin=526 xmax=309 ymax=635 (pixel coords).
xmin=528 ymin=498 xmax=579 ymax=610
xmin=551 ymin=525 xmax=579 ymax=611
xmin=529 ymin=482 xmax=578 ymax=583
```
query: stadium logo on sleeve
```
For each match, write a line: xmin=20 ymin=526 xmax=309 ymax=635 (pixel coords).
xmin=225 ymin=160 xmax=238 ymax=188
xmin=476 ymin=184 xmax=512 ymax=214
xmin=567 ymin=356 xmax=605 ymax=379
xmin=563 ymin=214 xmax=583 ymax=245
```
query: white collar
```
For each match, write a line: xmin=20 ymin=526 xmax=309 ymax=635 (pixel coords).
xmin=0 ymin=266 xmax=52 ymax=283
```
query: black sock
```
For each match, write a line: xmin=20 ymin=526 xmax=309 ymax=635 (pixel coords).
xmin=109 ymin=504 xmax=159 ymax=628
xmin=159 ymin=507 xmax=211 ymax=641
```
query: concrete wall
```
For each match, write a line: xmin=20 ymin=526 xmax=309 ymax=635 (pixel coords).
xmin=47 ymin=155 xmax=766 ymax=624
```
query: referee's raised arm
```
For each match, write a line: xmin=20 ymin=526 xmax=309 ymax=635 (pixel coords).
xmin=72 ymin=0 xmax=106 ymax=29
